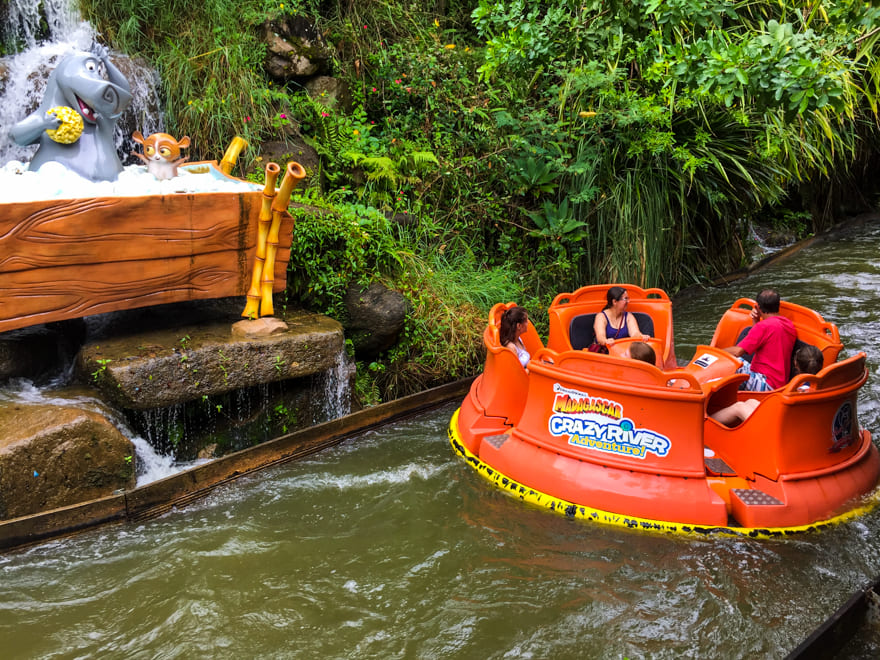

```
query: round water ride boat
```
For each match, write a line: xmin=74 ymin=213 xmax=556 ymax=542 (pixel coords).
xmin=449 ymin=284 xmax=880 ymax=537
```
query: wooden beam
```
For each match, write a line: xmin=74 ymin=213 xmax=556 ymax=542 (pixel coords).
xmin=0 ymin=173 xmax=293 ymax=333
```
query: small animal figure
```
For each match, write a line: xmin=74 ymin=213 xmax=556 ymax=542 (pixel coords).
xmin=131 ymin=131 xmax=191 ymax=180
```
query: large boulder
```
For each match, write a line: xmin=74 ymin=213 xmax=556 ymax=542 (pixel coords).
xmin=304 ymin=76 xmax=352 ymax=112
xmin=0 ymin=403 xmax=135 ymax=520
xmin=256 ymin=139 xmax=319 ymax=177
xmin=261 ymin=16 xmax=334 ymax=81
xmin=344 ymin=283 xmax=409 ymax=357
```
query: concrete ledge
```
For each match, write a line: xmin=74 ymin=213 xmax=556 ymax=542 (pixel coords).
xmin=78 ymin=309 xmax=344 ymax=409
xmin=0 ymin=494 xmax=127 ymax=551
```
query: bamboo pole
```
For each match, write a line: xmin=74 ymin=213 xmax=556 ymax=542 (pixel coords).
xmin=261 ymin=161 xmax=306 ymax=317
xmin=241 ymin=162 xmax=282 ymax=319
xmin=219 ymin=136 xmax=249 ymax=175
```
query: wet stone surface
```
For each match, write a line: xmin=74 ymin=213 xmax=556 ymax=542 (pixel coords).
xmin=77 ymin=307 xmax=344 ymax=410
xmin=0 ymin=402 xmax=135 ymax=520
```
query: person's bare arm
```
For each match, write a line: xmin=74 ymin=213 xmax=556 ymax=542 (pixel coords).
xmin=627 ymin=313 xmax=646 ymax=339
xmin=593 ymin=314 xmax=609 ymax=345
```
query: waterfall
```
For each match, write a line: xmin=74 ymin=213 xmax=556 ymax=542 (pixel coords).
xmin=3 ymin=0 xmax=82 ymax=51
xmin=315 ymin=347 xmax=355 ymax=422
xmin=0 ymin=0 xmax=164 ymax=166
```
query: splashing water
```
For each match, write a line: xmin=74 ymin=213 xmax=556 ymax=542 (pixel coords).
xmin=131 ymin=436 xmax=208 ymax=486
xmin=3 ymin=0 xmax=81 ymax=50
xmin=315 ymin=348 xmax=355 ymax=422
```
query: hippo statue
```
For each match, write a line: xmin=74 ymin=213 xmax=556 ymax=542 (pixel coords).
xmin=10 ymin=45 xmax=133 ymax=182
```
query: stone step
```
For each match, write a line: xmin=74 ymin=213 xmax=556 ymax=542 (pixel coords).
xmin=77 ymin=301 xmax=344 ymax=410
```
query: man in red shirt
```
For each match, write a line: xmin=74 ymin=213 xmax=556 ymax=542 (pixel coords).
xmin=723 ymin=289 xmax=797 ymax=391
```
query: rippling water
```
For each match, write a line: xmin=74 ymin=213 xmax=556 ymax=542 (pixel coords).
xmin=3 ymin=222 xmax=880 ymax=658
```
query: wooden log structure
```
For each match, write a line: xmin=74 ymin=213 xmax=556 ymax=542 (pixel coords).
xmin=0 ymin=161 xmax=294 ymax=334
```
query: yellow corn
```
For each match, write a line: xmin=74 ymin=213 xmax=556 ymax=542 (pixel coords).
xmin=46 ymin=106 xmax=84 ymax=144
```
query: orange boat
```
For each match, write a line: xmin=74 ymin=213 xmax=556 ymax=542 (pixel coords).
xmin=449 ymin=284 xmax=880 ymax=536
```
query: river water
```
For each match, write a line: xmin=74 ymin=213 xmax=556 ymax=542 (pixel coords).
xmin=2 ymin=221 xmax=880 ymax=658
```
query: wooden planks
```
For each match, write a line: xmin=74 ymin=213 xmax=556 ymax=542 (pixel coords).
xmin=0 ymin=176 xmax=293 ymax=333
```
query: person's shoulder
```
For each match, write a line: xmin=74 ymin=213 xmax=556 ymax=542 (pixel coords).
xmin=770 ymin=315 xmax=796 ymax=332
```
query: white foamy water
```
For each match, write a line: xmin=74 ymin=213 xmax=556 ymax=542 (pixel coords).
xmin=4 ymin=0 xmax=82 ymax=50
xmin=131 ymin=437 xmax=207 ymax=487
xmin=1 ymin=160 xmax=260 ymax=201
xmin=290 ymin=462 xmax=448 ymax=492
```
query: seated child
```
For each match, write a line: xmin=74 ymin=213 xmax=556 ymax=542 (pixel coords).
xmin=626 ymin=341 xmax=656 ymax=365
xmin=709 ymin=344 xmax=824 ymax=426
xmin=709 ymin=398 xmax=760 ymax=427
xmin=792 ymin=344 xmax=823 ymax=390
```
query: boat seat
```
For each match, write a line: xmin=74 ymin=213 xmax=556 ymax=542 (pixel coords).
xmin=569 ymin=312 xmax=655 ymax=350
xmin=569 ymin=313 xmax=597 ymax=350
xmin=634 ymin=312 xmax=654 ymax=337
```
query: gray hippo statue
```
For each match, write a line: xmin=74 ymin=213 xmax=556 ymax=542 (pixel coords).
xmin=10 ymin=46 xmax=133 ymax=182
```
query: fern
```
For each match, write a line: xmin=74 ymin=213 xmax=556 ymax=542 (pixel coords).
xmin=409 ymin=151 xmax=440 ymax=170
xmin=360 ymin=156 xmax=400 ymax=185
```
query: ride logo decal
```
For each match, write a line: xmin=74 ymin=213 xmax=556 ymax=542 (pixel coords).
xmin=548 ymin=384 xmax=671 ymax=459
xmin=830 ymin=400 xmax=856 ymax=452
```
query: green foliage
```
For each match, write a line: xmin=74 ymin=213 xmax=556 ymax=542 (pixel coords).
xmin=373 ymin=251 xmax=540 ymax=399
xmin=91 ymin=358 xmax=112 ymax=382
xmin=471 ymin=0 xmax=880 ymax=286
xmin=83 ymin=0 xmax=299 ymax=163
xmin=286 ymin=199 xmax=409 ymax=315
xmin=83 ymin=0 xmax=880 ymax=399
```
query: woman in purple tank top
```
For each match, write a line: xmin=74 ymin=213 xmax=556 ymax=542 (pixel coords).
xmin=592 ymin=286 xmax=647 ymax=350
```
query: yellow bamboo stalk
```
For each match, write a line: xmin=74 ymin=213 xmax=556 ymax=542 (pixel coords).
xmin=219 ymin=136 xmax=249 ymax=175
xmin=260 ymin=161 xmax=306 ymax=317
xmin=241 ymin=162 xmax=281 ymax=319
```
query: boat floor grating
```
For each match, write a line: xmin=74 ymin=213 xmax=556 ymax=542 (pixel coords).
xmin=732 ymin=488 xmax=784 ymax=506
xmin=705 ymin=457 xmax=735 ymax=475
xmin=485 ymin=433 xmax=510 ymax=449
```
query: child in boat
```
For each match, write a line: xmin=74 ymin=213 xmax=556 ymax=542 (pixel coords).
xmin=626 ymin=341 xmax=656 ymax=365
xmin=792 ymin=344 xmax=823 ymax=391
xmin=500 ymin=306 xmax=531 ymax=368
xmin=709 ymin=399 xmax=760 ymax=427
xmin=710 ymin=344 xmax=824 ymax=426
xmin=624 ymin=339 xmax=758 ymax=425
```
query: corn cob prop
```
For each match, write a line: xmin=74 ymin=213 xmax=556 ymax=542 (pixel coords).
xmin=260 ymin=161 xmax=306 ymax=317
xmin=45 ymin=106 xmax=84 ymax=144
xmin=242 ymin=162 xmax=282 ymax=320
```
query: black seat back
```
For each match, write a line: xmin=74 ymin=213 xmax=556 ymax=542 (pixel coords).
xmin=570 ymin=313 xmax=597 ymax=350
xmin=736 ymin=326 xmax=753 ymax=361
xmin=633 ymin=312 xmax=654 ymax=338
xmin=570 ymin=311 xmax=654 ymax=350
